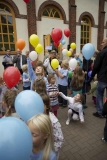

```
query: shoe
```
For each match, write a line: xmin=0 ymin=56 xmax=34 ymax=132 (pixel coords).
xmin=102 ymin=138 xmax=107 ymax=142
xmin=59 ymin=103 xmax=62 ymax=106
xmin=66 ymin=119 xmax=70 ymax=125
xmin=93 ymin=112 xmax=103 ymax=118
xmin=84 ymin=105 xmax=88 ymax=109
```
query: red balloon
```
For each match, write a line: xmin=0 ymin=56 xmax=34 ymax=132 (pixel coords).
xmin=64 ymin=29 xmax=71 ymax=37
xmin=51 ymin=28 xmax=62 ymax=43
xmin=3 ymin=67 xmax=20 ymax=89
xmin=23 ymin=0 xmax=30 ymax=3
xmin=54 ymin=41 xmax=60 ymax=47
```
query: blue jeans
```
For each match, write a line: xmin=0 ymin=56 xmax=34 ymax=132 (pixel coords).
xmin=96 ymin=81 xmax=107 ymax=114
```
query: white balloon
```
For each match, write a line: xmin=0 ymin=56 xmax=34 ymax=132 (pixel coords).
xmin=62 ymin=49 xmax=68 ymax=56
xmin=29 ymin=51 xmax=38 ymax=61
xmin=69 ymin=58 xmax=77 ymax=69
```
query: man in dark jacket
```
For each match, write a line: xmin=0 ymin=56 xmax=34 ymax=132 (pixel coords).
xmin=91 ymin=38 xmax=107 ymax=117
xmin=2 ymin=49 xmax=13 ymax=69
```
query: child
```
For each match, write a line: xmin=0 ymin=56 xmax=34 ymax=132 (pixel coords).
xmin=26 ymin=52 xmax=48 ymax=90
xmin=88 ymin=75 xmax=98 ymax=106
xmin=47 ymin=74 xmax=59 ymax=117
xmin=75 ymin=54 xmax=82 ymax=68
xmin=22 ymin=64 xmax=31 ymax=90
xmin=59 ymin=92 xmax=84 ymax=125
xmin=71 ymin=66 xmax=85 ymax=96
xmin=28 ymin=114 xmax=57 ymax=160
xmin=39 ymin=93 xmax=64 ymax=160
xmin=55 ymin=60 xmax=69 ymax=107
xmin=2 ymin=90 xmax=19 ymax=118
xmin=32 ymin=77 xmax=47 ymax=94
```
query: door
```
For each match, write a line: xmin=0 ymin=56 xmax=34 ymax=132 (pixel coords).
xmin=43 ymin=34 xmax=51 ymax=54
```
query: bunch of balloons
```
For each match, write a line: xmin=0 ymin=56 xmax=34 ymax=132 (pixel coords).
xmin=29 ymin=34 xmax=43 ymax=61
xmin=62 ymin=48 xmax=72 ymax=57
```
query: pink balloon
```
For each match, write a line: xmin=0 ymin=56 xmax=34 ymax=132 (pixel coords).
xmin=51 ymin=28 xmax=62 ymax=43
xmin=64 ymin=29 xmax=71 ymax=37
xmin=23 ymin=0 xmax=30 ymax=3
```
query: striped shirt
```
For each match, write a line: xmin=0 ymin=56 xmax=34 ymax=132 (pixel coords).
xmin=47 ymin=84 xmax=59 ymax=106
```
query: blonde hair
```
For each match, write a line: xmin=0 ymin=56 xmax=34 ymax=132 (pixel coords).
xmin=3 ymin=90 xmax=18 ymax=116
xmin=62 ymin=60 xmax=69 ymax=69
xmin=73 ymin=66 xmax=84 ymax=88
xmin=32 ymin=77 xmax=47 ymax=94
xmin=28 ymin=114 xmax=54 ymax=160
xmin=22 ymin=64 xmax=28 ymax=72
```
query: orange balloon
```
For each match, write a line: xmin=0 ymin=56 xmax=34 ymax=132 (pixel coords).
xmin=16 ymin=39 xmax=26 ymax=50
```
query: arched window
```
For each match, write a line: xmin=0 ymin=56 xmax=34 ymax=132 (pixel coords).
xmin=0 ymin=2 xmax=16 ymax=54
xmin=42 ymin=6 xmax=62 ymax=19
xmin=80 ymin=16 xmax=91 ymax=50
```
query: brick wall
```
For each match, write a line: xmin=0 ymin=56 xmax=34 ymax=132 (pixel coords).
xmin=69 ymin=0 xmax=76 ymax=44
xmin=97 ymin=0 xmax=105 ymax=50
xmin=27 ymin=0 xmax=37 ymax=51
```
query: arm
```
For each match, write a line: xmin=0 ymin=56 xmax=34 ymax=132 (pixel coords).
xmin=55 ymin=70 xmax=64 ymax=78
xmin=59 ymin=92 xmax=72 ymax=102
xmin=13 ymin=55 xmax=18 ymax=63
xmin=27 ymin=58 xmax=36 ymax=81
xmin=78 ymin=105 xmax=84 ymax=122
xmin=44 ymin=77 xmax=48 ymax=91
xmin=23 ymin=78 xmax=30 ymax=82
xmin=43 ymin=58 xmax=49 ymax=67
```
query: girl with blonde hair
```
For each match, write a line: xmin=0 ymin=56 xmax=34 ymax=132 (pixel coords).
xmin=28 ymin=114 xmax=57 ymax=160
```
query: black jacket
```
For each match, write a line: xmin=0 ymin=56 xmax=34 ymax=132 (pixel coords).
xmin=91 ymin=46 xmax=107 ymax=82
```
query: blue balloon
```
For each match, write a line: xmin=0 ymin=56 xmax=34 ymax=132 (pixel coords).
xmin=61 ymin=39 xmax=66 ymax=45
xmin=88 ymin=70 xmax=92 ymax=77
xmin=60 ymin=35 xmax=64 ymax=42
xmin=15 ymin=90 xmax=44 ymax=121
xmin=0 ymin=117 xmax=32 ymax=160
xmin=82 ymin=43 xmax=95 ymax=60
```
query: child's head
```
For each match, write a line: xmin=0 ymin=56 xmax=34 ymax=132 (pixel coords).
xmin=32 ymin=77 xmax=46 ymax=94
xmin=28 ymin=114 xmax=54 ymax=160
xmin=22 ymin=64 xmax=28 ymax=73
xmin=35 ymin=61 xmax=43 ymax=67
xmin=35 ymin=66 xmax=44 ymax=76
xmin=48 ymin=74 xmax=56 ymax=84
xmin=74 ymin=93 xmax=84 ymax=103
xmin=61 ymin=60 xmax=69 ymax=69
xmin=77 ymin=61 xmax=80 ymax=67
xmin=39 ymin=93 xmax=50 ymax=115
xmin=3 ymin=90 xmax=18 ymax=116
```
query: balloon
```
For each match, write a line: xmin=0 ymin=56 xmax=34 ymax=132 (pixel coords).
xmin=64 ymin=29 xmax=71 ymax=37
xmin=61 ymin=39 xmax=66 ymax=45
xmin=35 ymin=44 xmax=43 ymax=54
xmin=62 ymin=49 xmax=68 ymax=56
xmin=51 ymin=59 xmax=59 ymax=70
xmin=29 ymin=34 xmax=39 ymax=48
xmin=16 ymin=39 xmax=26 ymax=50
xmin=70 ymin=43 xmax=76 ymax=50
xmin=68 ymin=71 xmax=73 ymax=78
xmin=3 ymin=67 xmax=20 ymax=88
xmin=29 ymin=51 xmax=38 ymax=61
xmin=51 ymin=28 xmax=62 ymax=43
xmin=82 ymin=43 xmax=95 ymax=60
xmin=69 ymin=58 xmax=77 ymax=69
xmin=66 ymin=51 xmax=72 ymax=57
xmin=58 ymin=43 xmax=62 ymax=47
xmin=15 ymin=90 xmax=44 ymax=121
xmin=54 ymin=41 xmax=60 ymax=47
xmin=88 ymin=71 xmax=92 ymax=77
xmin=0 ymin=117 xmax=32 ymax=160
xmin=23 ymin=0 xmax=30 ymax=3
xmin=60 ymin=35 xmax=64 ymax=42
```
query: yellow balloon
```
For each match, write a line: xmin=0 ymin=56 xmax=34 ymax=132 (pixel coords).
xmin=70 ymin=43 xmax=76 ymax=49
xmin=29 ymin=34 xmax=39 ymax=48
xmin=51 ymin=59 xmax=59 ymax=70
xmin=58 ymin=43 xmax=62 ymax=47
xmin=66 ymin=51 xmax=72 ymax=57
xmin=35 ymin=44 xmax=43 ymax=54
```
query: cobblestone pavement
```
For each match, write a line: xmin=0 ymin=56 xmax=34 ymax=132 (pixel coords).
xmin=58 ymin=94 xmax=107 ymax=160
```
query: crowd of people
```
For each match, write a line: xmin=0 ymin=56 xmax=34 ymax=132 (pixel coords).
xmin=0 ymin=38 xmax=107 ymax=160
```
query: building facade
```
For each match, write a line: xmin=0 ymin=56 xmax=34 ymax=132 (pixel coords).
xmin=0 ymin=0 xmax=107 ymax=75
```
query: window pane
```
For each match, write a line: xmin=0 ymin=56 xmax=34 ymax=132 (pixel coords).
xmin=43 ymin=10 xmax=49 ymax=16
xmin=81 ymin=25 xmax=83 ymax=31
xmin=54 ymin=12 xmax=60 ymax=18
xmin=7 ymin=16 xmax=12 ymax=24
xmin=2 ymin=25 xmax=8 ymax=33
xmin=0 ymin=44 xmax=3 ymax=51
xmin=0 ymin=4 xmax=11 ymax=14
xmin=84 ymin=32 xmax=86 ymax=38
xmin=87 ymin=39 xmax=89 ymax=43
xmin=81 ymin=39 xmax=83 ymax=44
xmin=1 ymin=15 xmax=7 ymax=24
xmin=9 ymin=35 xmax=14 ymax=42
xmin=0 ymin=34 xmax=2 ymax=41
xmin=4 ymin=44 xmax=9 ymax=50
xmin=47 ymin=8 xmax=51 ymax=12
xmin=84 ymin=25 xmax=86 ymax=31
xmin=81 ymin=32 xmax=83 ymax=37
xmin=52 ymin=8 xmax=56 ymax=13
xmin=87 ymin=26 xmax=89 ymax=31
xmin=10 ymin=44 xmax=15 ymax=51
xmin=9 ymin=26 xmax=13 ymax=33
xmin=0 ymin=25 xmax=1 ymax=33
xmin=3 ymin=34 xmax=8 ymax=42
xmin=84 ymin=39 xmax=86 ymax=44
xmin=87 ymin=32 xmax=89 ymax=38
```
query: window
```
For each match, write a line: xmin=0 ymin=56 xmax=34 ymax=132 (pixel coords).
xmin=0 ymin=2 xmax=16 ymax=54
xmin=42 ymin=6 xmax=62 ymax=19
xmin=80 ymin=16 xmax=91 ymax=50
